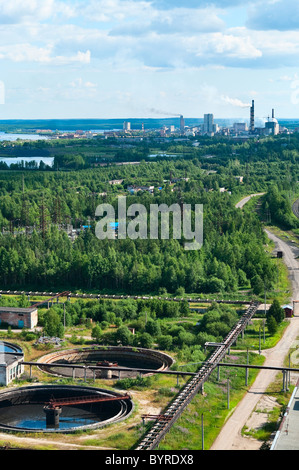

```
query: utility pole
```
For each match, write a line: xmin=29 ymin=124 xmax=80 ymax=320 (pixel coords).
xmin=259 ymin=326 xmax=261 ymax=354
xmin=201 ymin=413 xmax=204 ymax=450
xmin=245 ymin=348 xmax=249 ymax=386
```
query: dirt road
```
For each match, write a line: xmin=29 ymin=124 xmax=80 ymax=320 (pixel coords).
xmin=210 ymin=229 xmax=299 ymax=450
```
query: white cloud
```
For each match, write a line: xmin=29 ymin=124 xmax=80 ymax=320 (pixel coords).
xmin=0 ymin=1 xmax=297 ymax=71
xmin=110 ymin=6 xmax=225 ymax=36
xmin=203 ymin=32 xmax=263 ymax=59
xmin=81 ymin=0 xmax=154 ymax=23
xmin=0 ymin=0 xmax=75 ymax=24
xmin=1 ymin=0 xmax=299 ymax=119
xmin=70 ymin=78 xmax=97 ymax=88
xmin=0 ymin=43 xmax=90 ymax=64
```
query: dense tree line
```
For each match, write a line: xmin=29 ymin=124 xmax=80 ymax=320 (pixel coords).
xmin=0 ymin=136 xmax=296 ymax=296
xmin=0 ymin=188 xmax=276 ymax=294
xmin=39 ymin=298 xmax=242 ymax=358
xmin=262 ymin=185 xmax=299 ymax=229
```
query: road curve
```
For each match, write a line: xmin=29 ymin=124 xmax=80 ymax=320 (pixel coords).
xmin=235 ymin=193 xmax=265 ymax=209
xmin=210 ymin=229 xmax=299 ymax=450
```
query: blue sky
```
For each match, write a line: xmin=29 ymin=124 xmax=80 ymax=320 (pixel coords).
xmin=0 ymin=0 xmax=299 ymax=120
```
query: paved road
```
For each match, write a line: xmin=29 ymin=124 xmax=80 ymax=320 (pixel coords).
xmin=210 ymin=229 xmax=299 ymax=450
xmin=235 ymin=193 xmax=265 ymax=209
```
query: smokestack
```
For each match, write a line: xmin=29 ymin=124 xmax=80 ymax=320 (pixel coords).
xmin=250 ymin=100 xmax=255 ymax=133
xmin=272 ymin=109 xmax=275 ymax=119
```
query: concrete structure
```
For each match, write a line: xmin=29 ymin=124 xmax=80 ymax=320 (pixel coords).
xmin=0 ymin=306 xmax=38 ymax=329
xmin=0 ymin=385 xmax=134 ymax=433
xmin=265 ymin=112 xmax=279 ymax=135
xmin=204 ymin=113 xmax=214 ymax=134
xmin=38 ymin=346 xmax=174 ymax=380
xmin=0 ymin=341 xmax=24 ymax=386
xmin=271 ymin=379 xmax=299 ymax=450
xmin=250 ymin=100 xmax=255 ymax=133
xmin=180 ymin=115 xmax=185 ymax=133
xmin=123 ymin=121 xmax=131 ymax=132
xmin=234 ymin=122 xmax=248 ymax=133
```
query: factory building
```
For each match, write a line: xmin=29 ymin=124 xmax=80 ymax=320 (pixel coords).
xmin=234 ymin=122 xmax=248 ymax=133
xmin=0 ymin=306 xmax=38 ymax=329
xmin=0 ymin=342 xmax=24 ymax=386
xmin=123 ymin=121 xmax=131 ymax=132
xmin=265 ymin=109 xmax=280 ymax=135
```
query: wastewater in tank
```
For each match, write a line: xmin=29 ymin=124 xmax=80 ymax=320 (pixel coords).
xmin=0 ymin=404 xmax=103 ymax=430
xmin=0 ymin=342 xmax=21 ymax=353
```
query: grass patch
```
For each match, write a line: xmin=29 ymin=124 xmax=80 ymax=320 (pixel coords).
xmin=233 ymin=318 xmax=290 ymax=351
xmin=149 ymin=352 xmax=265 ymax=450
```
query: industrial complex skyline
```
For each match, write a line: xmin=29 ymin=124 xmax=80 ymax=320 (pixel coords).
xmin=0 ymin=0 xmax=299 ymax=119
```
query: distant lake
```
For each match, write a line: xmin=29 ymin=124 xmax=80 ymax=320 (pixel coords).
xmin=0 ymin=132 xmax=49 ymax=142
xmin=0 ymin=156 xmax=54 ymax=167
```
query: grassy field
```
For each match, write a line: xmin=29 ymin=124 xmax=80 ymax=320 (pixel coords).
xmin=157 ymin=352 xmax=265 ymax=450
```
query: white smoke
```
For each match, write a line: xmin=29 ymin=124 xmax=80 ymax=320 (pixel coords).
xmin=221 ymin=95 xmax=251 ymax=108
xmin=148 ymin=108 xmax=181 ymax=117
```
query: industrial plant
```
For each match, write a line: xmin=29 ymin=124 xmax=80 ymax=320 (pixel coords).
xmin=99 ymin=100 xmax=286 ymax=141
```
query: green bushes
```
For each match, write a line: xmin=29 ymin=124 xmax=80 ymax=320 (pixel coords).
xmin=115 ymin=376 xmax=153 ymax=390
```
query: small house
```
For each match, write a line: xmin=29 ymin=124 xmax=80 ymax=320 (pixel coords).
xmin=282 ymin=305 xmax=293 ymax=318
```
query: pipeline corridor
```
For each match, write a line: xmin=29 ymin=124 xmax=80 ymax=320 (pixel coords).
xmin=135 ymin=301 xmax=260 ymax=450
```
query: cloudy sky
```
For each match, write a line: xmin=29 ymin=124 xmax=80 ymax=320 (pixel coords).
xmin=1 ymin=0 xmax=299 ymax=120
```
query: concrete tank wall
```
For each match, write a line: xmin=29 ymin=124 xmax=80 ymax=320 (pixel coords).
xmin=0 ymin=384 xmax=134 ymax=433
xmin=38 ymin=346 xmax=174 ymax=379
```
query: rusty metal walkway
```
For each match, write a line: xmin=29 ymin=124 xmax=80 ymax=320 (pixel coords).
xmin=46 ymin=393 xmax=131 ymax=409
xmin=135 ymin=301 xmax=260 ymax=450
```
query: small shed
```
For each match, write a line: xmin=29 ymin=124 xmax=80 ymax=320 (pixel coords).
xmin=0 ymin=306 xmax=38 ymax=329
xmin=282 ymin=304 xmax=293 ymax=318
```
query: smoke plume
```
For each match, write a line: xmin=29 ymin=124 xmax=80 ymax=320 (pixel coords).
xmin=221 ymin=95 xmax=251 ymax=108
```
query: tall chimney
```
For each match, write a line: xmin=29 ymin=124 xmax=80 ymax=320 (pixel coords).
xmin=272 ymin=109 xmax=275 ymax=119
xmin=250 ymin=100 xmax=255 ymax=133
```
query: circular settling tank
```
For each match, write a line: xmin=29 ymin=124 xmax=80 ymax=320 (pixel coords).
xmin=39 ymin=346 xmax=174 ymax=380
xmin=0 ymin=341 xmax=23 ymax=356
xmin=0 ymin=385 xmax=133 ymax=433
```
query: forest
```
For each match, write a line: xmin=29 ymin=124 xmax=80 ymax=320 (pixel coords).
xmin=0 ymin=133 xmax=297 ymax=297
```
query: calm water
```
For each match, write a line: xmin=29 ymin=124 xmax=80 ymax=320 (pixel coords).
xmin=0 ymin=343 xmax=17 ymax=353
xmin=0 ymin=132 xmax=53 ymax=167
xmin=0 ymin=404 xmax=102 ymax=430
xmin=0 ymin=132 xmax=49 ymax=142
xmin=0 ymin=156 xmax=54 ymax=167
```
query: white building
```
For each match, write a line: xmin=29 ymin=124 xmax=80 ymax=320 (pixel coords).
xmin=0 ymin=341 xmax=24 ymax=386
xmin=123 ymin=121 xmax=131 ymax=131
